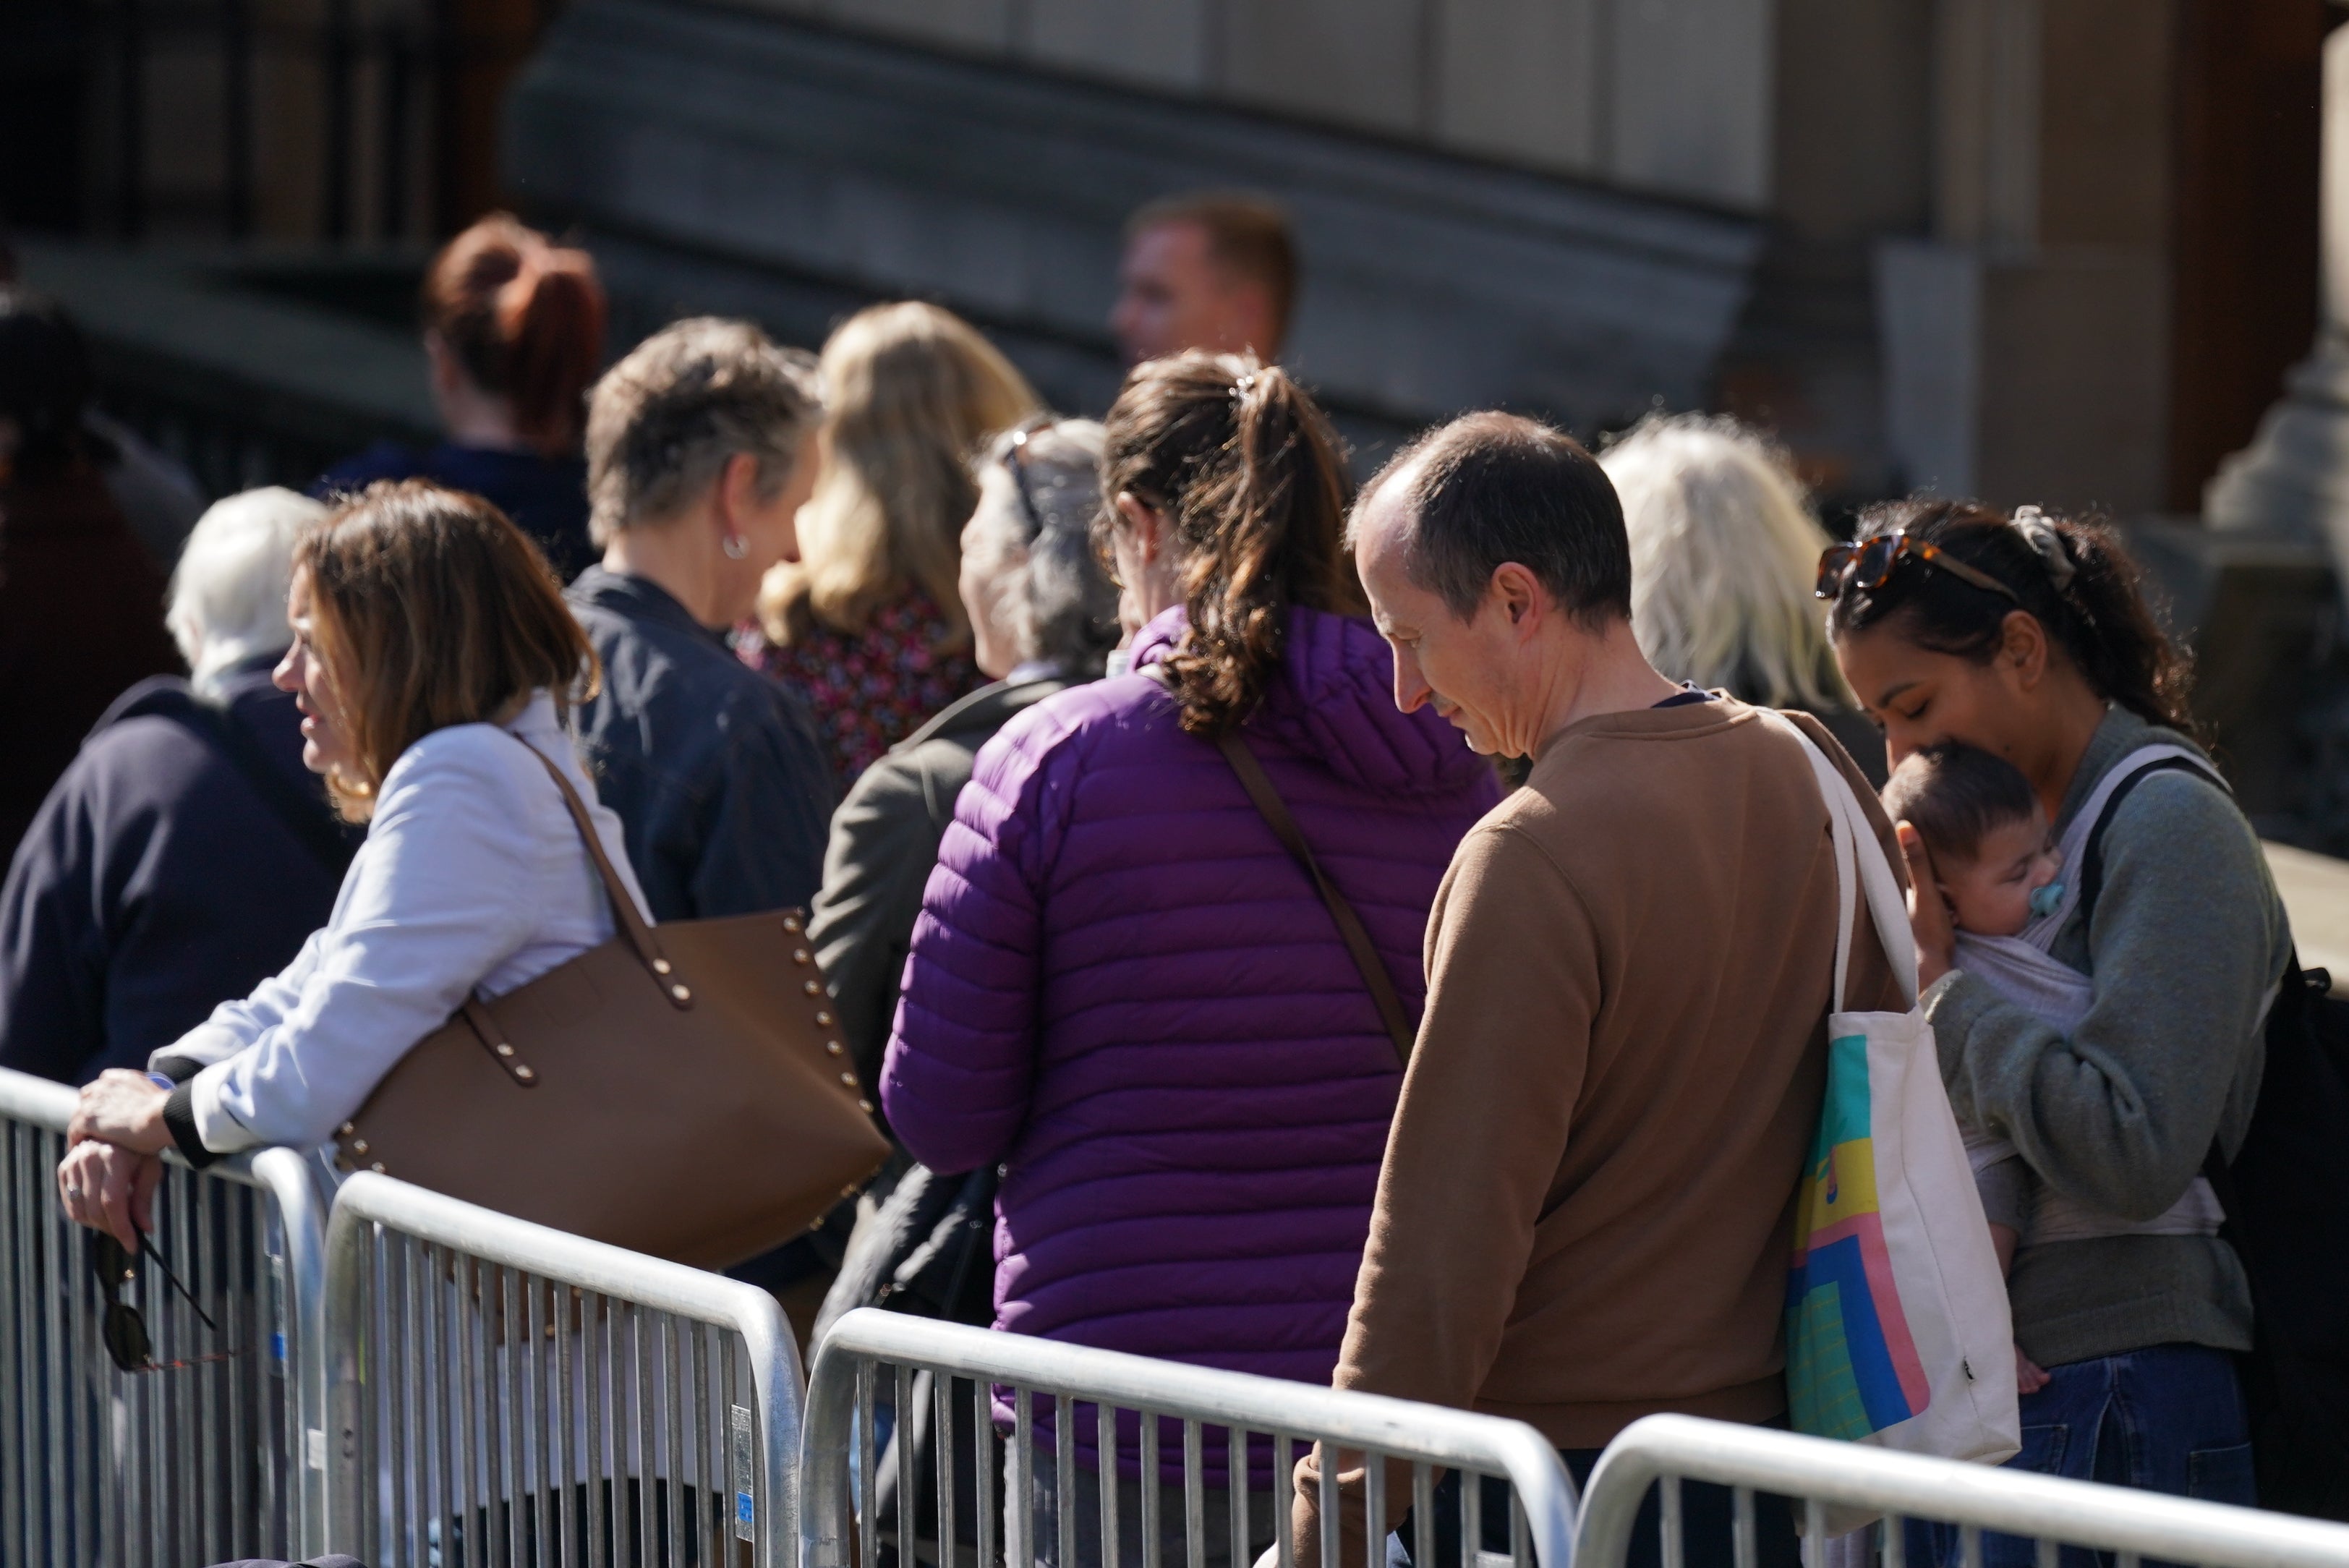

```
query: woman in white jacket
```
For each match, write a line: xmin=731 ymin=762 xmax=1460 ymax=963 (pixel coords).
xmin=59 ymin=478 xmax=657 ymax=1245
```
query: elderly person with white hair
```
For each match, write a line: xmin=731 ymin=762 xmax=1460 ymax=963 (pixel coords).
xmin=810 ymin=417 xmax=1119 ymax=1098
xmin=1599 ymin=412 xmax=1887 ymax=783
xmin=0 ymin=486 xmax=356 ymax=1084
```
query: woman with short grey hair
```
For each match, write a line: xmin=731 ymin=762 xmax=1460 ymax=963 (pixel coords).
xmin=564 ymin=316 xmax=835 ymax=923
xmin=810 ymin=417 xmax=1117 ymax=1090
xmin=958 ymin=419 xmax=1120 ymax=685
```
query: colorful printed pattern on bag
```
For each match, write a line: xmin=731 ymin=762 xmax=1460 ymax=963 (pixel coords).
xmin=1786 ymin=1032 xmax=1931 ymax=1440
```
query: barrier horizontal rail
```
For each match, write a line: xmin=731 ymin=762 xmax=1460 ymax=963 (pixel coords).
xmin=0 ymin=1063 xmax=331 ymax=1566
xmin=802 ymin=1307 xmax=1579 ymax=1568
xmin=1578 ymin=1415 xmax=2349 ymax=1568
xmin=324 ymin=1169 xmax=805 ymax=1568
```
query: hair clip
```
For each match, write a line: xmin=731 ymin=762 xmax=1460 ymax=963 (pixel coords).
xmin=1230 ymin=372 xmax=1256 ymax=402
xmin=2009 ymin=505 xmax=2075 ymax=592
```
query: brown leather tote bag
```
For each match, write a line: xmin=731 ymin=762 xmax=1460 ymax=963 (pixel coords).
xmin=332 ymin=738 xmax=890 ymax=1271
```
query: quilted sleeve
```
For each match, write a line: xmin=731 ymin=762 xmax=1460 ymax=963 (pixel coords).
xmin=880 ymin=709 xmax=1069 ymax=1176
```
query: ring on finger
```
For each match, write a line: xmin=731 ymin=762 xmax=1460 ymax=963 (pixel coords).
xmin=65 ymin=1185 xmax=81 ymax=1199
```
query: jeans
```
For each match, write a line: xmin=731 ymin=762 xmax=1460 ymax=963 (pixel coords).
xmin=1906 ymin=1344 xmax=2254 ymax=1568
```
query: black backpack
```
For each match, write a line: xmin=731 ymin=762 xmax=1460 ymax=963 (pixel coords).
xmin=2084 ymin=761 xmax=2349 ymax=1520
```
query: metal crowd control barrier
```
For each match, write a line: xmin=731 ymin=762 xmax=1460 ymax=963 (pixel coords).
xmin=802 ymin=1308 xmax=1579 ymax=1568
xmin=0 ymin=1063 xmax=331 ymax=1565
xmin=1579 ymin=1415 xmax=2349 ymax=1568
xmin=324 ymin=1170 xmax=805 ymax=1568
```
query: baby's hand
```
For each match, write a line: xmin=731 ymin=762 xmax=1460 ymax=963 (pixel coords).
xmin=2014 ymin=1345 xmax=2050 ymax=1396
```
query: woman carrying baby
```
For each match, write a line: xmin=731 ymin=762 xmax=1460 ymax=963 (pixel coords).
xmin=1825 ymin=498 xmax=2288 ymax=1548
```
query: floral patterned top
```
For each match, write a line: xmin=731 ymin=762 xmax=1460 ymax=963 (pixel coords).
xmin=740 ymin=586 xmax=984 ymax=784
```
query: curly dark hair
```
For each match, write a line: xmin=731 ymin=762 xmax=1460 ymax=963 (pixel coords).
xmin=1825 ymin=498 xmax=2194 ymax=733
xmin=1098 ymin=352 xmax=1359 ymax=736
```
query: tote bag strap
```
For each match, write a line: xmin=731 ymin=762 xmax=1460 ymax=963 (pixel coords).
xmin=1765 ymin=713 xmax=1921 ymax=1010
xmin=507 ymin=735 xmax=692 ymax=1013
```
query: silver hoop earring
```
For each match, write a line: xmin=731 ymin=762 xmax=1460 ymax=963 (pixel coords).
xmin=721 ymin=534 xmax=749 ymax=561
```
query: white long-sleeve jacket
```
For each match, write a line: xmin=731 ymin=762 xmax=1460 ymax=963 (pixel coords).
xmin=153 ymin=692 xmax=649 ymax=1156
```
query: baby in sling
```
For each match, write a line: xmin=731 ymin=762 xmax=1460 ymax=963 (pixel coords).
xmin=1883 ymin=743 xmax=2225 ymax=1393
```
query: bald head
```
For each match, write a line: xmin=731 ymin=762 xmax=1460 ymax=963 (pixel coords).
xmin=1355 ymin=412 xmax=1629 ymax=627
xmin=1352 ymin=412 xmax=1660 ymax=759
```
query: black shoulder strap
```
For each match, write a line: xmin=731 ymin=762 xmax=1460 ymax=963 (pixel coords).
xmin=1142 ymin=662 xmax=1415 ymax=1067
xmin=2077 ymin=756 xmax=2221 ymax=916
xmin=1214 ymin=731 xmax=1418 ymax=1068
xmin=2079 ymin=752 xmax=2273 ymax=1192
xmin=169 ymin=701 xmax=359 ymax=879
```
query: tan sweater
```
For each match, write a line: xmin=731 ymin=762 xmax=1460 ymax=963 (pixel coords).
xmin=1294 ymin=700 xmax=1904 ymax=1562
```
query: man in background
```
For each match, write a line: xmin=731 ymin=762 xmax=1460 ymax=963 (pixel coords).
xmin=1110 ymin=192 xmax=1297 ymax=364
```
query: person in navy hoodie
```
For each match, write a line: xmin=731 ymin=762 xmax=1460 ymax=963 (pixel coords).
xmin=0 ymin=487 xmax=356 ymax=1084
xmin=312 ymin=214 xmax=605 ymax=581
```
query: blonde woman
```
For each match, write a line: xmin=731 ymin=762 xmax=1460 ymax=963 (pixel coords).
xmin=1599 ymin=412 xmax=1887 ymax=782
xmin=744 ymin=302 xmax=1042 ymax=780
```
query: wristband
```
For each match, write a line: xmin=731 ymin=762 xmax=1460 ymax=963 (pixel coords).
xmin=147 ymin=1072 xmax=176 ymax=1093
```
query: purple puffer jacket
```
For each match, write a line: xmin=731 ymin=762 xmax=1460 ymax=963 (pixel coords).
xmin=883 ymin=604 xmax=1500 ymax=1479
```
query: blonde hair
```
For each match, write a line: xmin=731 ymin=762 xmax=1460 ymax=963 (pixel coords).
xmin=759 ymin=302 xmax=1040 ymax=647
xmin=1600 ymin=412 xmax=1852 ymax=712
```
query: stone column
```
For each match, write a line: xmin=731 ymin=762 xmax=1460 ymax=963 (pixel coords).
xmin=2204 ymin=24 xmax=2349 ymax=547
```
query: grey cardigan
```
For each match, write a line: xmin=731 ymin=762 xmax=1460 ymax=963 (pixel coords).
xmin=1926 ymin=706 xmax=2290 ymax=1368
xmin=807 ymin=674 xmax=1071 ymax=1107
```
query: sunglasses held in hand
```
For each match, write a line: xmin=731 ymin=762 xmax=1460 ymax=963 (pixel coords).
xmin=90 ymin=1230 xmax=226 ymax=1374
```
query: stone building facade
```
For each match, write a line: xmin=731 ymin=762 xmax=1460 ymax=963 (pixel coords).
xmin=16 ymin=0 xmax=2327 ymax=516
xmin=499 ymin=0 xmax=2325 ymax=514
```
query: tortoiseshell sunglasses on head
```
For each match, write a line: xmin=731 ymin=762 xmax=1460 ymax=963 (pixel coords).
xmin=1815 ymin=530 xmax=2020 ymax=604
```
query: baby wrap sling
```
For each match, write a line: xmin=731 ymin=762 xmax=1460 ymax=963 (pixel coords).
xmin=1951 ymin=743 xmax=2227 ymax=1245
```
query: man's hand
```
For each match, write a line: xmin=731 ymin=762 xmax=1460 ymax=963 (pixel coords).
xmin=58 ymin=1141 xmax=165 ymax=1250
xmin=67 ymin=1069 xmax=173 ymax=1155
xmin=1895 ymin=821 xmax=1955 ymax=988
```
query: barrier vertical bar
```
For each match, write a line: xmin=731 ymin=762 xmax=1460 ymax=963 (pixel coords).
xmin=321 ymin=1173 xmax=802 ymax=1568
xmin=801 ymin=1314 xmax=1579 ymax=1568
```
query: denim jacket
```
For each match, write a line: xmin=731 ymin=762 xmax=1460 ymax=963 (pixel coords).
xmin=566 ymin=568 xmax=835 ymax=922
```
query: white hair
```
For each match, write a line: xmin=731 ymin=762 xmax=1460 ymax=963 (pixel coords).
xmin=166 ymin=486 xmax=327 ymax=699
xmin=1600 ymin=413 xmax=1853 ymax=712
xmin=970 ymin=418 xmax=1118 ymax=673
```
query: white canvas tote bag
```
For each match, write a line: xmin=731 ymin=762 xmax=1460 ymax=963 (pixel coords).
xmin=1773 ymin=716 xmax=2021 ymax=1473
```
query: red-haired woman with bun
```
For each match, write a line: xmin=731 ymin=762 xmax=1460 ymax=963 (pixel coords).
xmin=312 ymin=213 xmax=607 ymax=579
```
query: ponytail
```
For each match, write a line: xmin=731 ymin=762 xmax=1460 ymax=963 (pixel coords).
xmin=423 ymin=213 xmax=608 ymax=459
xmin=1826 ymin=498 xmax=2194 ymax=734
xmin=1099 ymin=352 xmax=1357 ymax=736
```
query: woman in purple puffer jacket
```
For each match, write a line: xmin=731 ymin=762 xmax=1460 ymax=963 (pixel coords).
xmin=882 ymin=354 xmax=1500 ymax=1567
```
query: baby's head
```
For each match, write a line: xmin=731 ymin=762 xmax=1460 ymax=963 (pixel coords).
xmin=1880 ymin=743 xmax=2063 ymax=938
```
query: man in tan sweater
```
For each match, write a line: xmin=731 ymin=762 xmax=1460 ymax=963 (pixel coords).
xmin=1294 ymin=413 xmax=1903 ymax=1568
